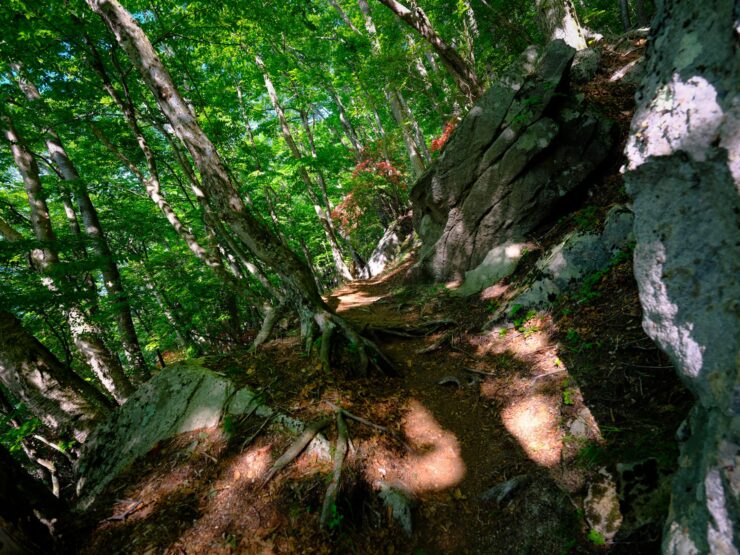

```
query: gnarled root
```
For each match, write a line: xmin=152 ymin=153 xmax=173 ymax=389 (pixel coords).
xmin=261 ymin=417 xmax=331 ymax=488
xmin=320 ymin=410 xmax=349 ymax=528
xmin=314 ymin=311 xmax=396 ymax=376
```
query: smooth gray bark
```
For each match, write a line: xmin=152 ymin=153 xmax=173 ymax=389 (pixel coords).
xmin=1 ymin=113 xmax=134 ymax=403
xmin=13 ymin=69 xmax=149 ymax=380
xmin=535 ymin=0 xmax=587 ymax=50
xmin=0 ymin=311 xmax=111 ymax=443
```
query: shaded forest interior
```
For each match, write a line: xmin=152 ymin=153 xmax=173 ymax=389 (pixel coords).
xmin=0 ymin=1 xmax=737 ymax=554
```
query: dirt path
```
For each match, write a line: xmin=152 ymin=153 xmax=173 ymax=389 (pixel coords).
xmin=325 ymin=262 xmax=588 ymax=554
xmin=75 ymin=252 xmax=688 ymax=554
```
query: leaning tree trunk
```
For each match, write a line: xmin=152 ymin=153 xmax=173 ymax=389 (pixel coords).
xmin=87 ymin=0 xmax=392 ymax=376
xmin=1 ymin=113 xmax=134 ymax=404
xmin=535 ymin=0 xmax=587 ymax=50
xmin=375 ymin=0 xmax=481 ymax=103
xmin=0 ymin=311 xmax=111 ymax=443
xmin=0 ymin=444 xmax=63 ymax=555
xmin=12 ymin=66 xmax=149 ymax=380
xmin=623 ymin=0 xmax=739 ymax=553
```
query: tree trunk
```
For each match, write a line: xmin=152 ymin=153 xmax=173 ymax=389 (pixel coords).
xmin=634 ymin=0 xmax=651 ymax=27
xmin=356 ymin=1 xmax=428 ymax=176
xmin=87 ymin=0 xmax=393 ymax=376
xmin=535 ymin=0 xmax=587 ymax=50
xmin=14 ymin=70 xmax=149 ymax=379
xmin=375 ymin=0 xmax=481 ymax=102
xmin=1 ymin=113 xmax=134 ymax=404
xmin=619 ymin=0 xmax=632 ymax=31
xmin=0 ymin=311 xmax=111 ymax=443
xmin=327 ymin=0 xmax=361 ymax=33
xmin=328 ymin=87 xmax=363 ymax=159
xmin=0 ymin=444 xmax=63 ymax=555
xmin=255 ymin=55 xmax=354 ymax=282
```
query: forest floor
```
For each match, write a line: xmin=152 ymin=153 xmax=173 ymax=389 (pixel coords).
xmin=72 ymin=253 xmax=690 ymax=555
xmin=70 ymin=37 xmax=691 ymax=555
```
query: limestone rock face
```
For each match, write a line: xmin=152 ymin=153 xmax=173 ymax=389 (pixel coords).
xmin=360 ymin=213 xmax=413 ymax=279
xmin=623 ymin=1 xmax=739 ymax=552
xmin=507 ymin=205 xmax=634 ymax=310
xmin=74 ymin=363 xmax=234 ymax=509
xmin=411 ymin=39 xmax=614 ymax=283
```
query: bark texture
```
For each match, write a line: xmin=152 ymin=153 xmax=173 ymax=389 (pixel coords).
xmin=535 ymin=0 xmax=587 ymax=50
xmin=376 ymin=0 xmax=481 ymax=102
xmin=1 ymin=113 xmax=134 ymax=403
xmin=85 ymin=0 xmax=325 ymax=314
xmin=0 ymin=311 xmax=110 ymax=443
xmin=12 ymin=69 xmax=149 ymax=379
xmin=623 ymin=1 xmax=739 ymax=553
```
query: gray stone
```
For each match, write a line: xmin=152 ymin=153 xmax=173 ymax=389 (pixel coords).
xmin=75 ymin=364 xmax=331 ymax=510
xmin=74 ymin=363 xmax=233 ymax=509
xmin=584 ymin=467 xmax=623 ymax=544
xmin=412 ymin=40 xmax=614 ymax=282
xmin=507 ymin=205 xmax=634 ymax=310
xmin=377 ymin=482 xmax=414 ymax=536
xmin=479 ymin=474 xmax=531 ymax=505
xmin=453 ymin=242 xmax=528 ymax=296
xmin=623 ymin=1 xmax=739 ymax=552
xmin=361 ymin=213 xmax=413 ymax=279
xmin=571 ymin=47 xmax=601 ymax=83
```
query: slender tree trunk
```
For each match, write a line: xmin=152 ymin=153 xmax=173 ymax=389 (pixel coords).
xmin=357 ymin=1 xmax=428 ymax=176
xmin=328 ymin=87 xmax=363 ymax=159
xmin=634 ymin=0 xmax=651 ymax=26
xmin=535 ymin=0 xmax=588 ymax=50
xmin=406 ymin=34 xmax=444 ymax=121
xmin=1 ymin=114 xmax=134 ymax=403
xmin=328 ymin=0 xmax=361 ymax=33
xmin=255 ymin=55 xmax=354 ymax=282
xmin=620 ymin=0 xmax=632 ymax=31
xmin=387 ymin=89 xmax=427 ymax=176
xmin=396 ymin=90 xmax=431 ymax=164
xmin=375 ymin=0 xmax=481 ymax=102
xmin=0 ymin=311 xmax=111 ymax=443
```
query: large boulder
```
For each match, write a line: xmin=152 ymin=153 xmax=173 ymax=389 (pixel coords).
xmin=411 ymin=40 xmax=614 ymax=284
xmin=623 ymin=1 xmax=739 ymax=552
xmin=74 ymin=363 xmax=328 ymax=510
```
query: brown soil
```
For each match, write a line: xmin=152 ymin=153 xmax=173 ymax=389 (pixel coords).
xmin=69 ymin=36 xmax=691 ymax=555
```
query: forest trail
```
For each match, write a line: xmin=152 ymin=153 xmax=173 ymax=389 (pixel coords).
xmin=75 ymin=249 xmax=688 ymax=554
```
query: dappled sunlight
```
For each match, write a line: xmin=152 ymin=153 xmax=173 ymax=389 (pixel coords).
xmin=475 ymin=317 xmax=604 ymax=478
xmin=365 ymin=399 xmax=466 ymax=494
xmin=502 ymin=394 xmax=563 ymax=467
xmin=328 ymin=290 xmax=390 ymax=312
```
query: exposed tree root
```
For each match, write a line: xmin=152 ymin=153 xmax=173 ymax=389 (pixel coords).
xmin=320 ymin=411 xmax=349 ymax=528
xmin=261 ymin=417 xmax=332 ymax=488
xmin=315 ymin=311 xmax=396 ymax=377
xmin=325 ymin=401 xmax=411 ymax=451
xmin=240 ymin=415 xmax=274 ymax=452
xmin=251 ymin=301 xmax=286 ymax=350
xmin=416 ymin=330 xmax=453 ymax=354
xmin=366 ymin=319 xmax=456 ymax=339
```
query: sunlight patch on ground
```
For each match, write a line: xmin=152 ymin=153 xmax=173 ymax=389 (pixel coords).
xmin=365 ymin=399 xmax=465 ymax=494
xmin=329 ymin=291 xmax=389 ymax=311
xmin=502 ymin=394 xmax=563 ymax=467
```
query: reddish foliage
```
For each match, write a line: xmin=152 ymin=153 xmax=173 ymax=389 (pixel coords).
xmin=430 ymin=120 xmax=457 ymax=153
xmin=332 ymin=156 xmax=406 ymax=233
